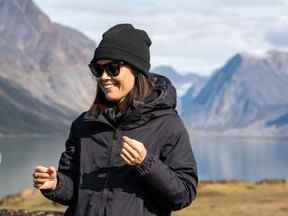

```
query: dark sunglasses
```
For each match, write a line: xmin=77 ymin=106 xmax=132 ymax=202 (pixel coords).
xmin=89 ymin=60 xmax=125 ymax=78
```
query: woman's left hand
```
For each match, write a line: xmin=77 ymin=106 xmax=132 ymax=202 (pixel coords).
xmin=121 ymin=136 xmax=147 ymax=166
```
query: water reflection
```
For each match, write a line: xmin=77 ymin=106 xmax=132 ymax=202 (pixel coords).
xmin=0 ymin=135 xmax=288 ymax=197
xmin=191 ymin=136 xmax=288 ymax=180
xmin=0 ymin=134 xmax=66 ymax=197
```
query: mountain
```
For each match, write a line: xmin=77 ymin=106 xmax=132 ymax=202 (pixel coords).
xmin=267 ymin=112 xmax=288 ymax=128
xmin=180 ymin=79 xmax=208 ymax=115
xmin=181 ymin=50 xmax=288 ymax=134
xmin=0 ymin=77 xmax=72 ymax=135
xmin=151 ymin=66 xmax=208 ymax=112
xmin=0 ymin=0 xmax=95 ymax=70
xmin=0 ymin=0 xmax=96 ymax=135
xmin=151 ymin=66 xmax=207 ymax=97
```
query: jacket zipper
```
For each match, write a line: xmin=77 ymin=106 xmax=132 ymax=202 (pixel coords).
xmin=104 ymin=128 xmax=117 ymax=184
xmin=102 ymin=127 xmax=118 ymax=214
xmin=86 ymin=114 xmax=119 ymax=215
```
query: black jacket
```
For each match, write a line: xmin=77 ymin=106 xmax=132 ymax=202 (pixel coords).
xmin=41 ymin=73 xmax=198 ymax=216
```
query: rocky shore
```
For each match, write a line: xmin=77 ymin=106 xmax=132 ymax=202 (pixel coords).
xmin=0 ymin=209 xmax=63 ymax=216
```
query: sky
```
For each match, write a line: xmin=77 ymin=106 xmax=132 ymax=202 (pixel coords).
xmin=34 ymin=0 xmax=288 ymax=76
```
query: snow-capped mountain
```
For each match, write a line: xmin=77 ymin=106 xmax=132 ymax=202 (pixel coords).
xmin=151 ymin=66 xmax=208 ymax=112
xmin=181 ymin=50 xmax=288 ymax=134
xmin=151 ymin=65 xmax=207 ymax=97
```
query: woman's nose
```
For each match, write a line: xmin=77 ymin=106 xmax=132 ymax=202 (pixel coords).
xmin=101 ymin=70 xmax=111 ymax=79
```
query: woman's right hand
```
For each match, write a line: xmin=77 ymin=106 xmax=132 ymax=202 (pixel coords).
xmin=33 ymin=165 xmax=58 ymax=191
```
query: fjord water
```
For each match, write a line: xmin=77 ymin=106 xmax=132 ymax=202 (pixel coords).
xmin=191 ymin=135 xmax=288 ymax=181
xmin=0 ymin=134 xmax=65 ymax=197
xmin=0 ymin=134 xmax=288 ymax=197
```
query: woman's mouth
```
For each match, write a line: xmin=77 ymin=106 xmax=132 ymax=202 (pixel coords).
xmin=101 ymin=82 xmax=118 ymax=90
xmin=103 ymin=84 xmax=114 ymax=89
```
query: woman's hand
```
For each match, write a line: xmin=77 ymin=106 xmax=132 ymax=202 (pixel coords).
xmin=32 ymin=165 xmax=58 ymax=190
xmin=121 ymin=136 xmax=147 ymax=166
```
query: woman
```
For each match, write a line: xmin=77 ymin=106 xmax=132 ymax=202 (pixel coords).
xmin=32 ymin=23 xmax=198 ymax=216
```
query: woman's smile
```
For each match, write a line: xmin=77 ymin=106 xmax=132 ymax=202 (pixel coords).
xmin=101 ymin=81 xmax=118 ymax=91
xmin=99 ymin=79 xmax=121 ymax=97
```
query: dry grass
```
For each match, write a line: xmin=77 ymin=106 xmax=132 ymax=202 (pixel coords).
xmin=0 ymin=189 xmax=65 ymax=212
xmin=1 ymin=180 xmax=288 ymax=216
xmin=173 ymin=180 xmax=288 ymax=216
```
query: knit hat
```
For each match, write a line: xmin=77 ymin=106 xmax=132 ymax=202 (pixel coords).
xmin=91 ymin=23 xmax=152 ymax=75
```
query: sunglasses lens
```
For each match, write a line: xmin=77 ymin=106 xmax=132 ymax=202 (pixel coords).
xmin=94 ymin=64 xmax=104 ymax=77
xmin=89 ymin=64 xmax=101 ymax=77
xmin=90 ymin=61 xmax=122 ymax=77
xmin=107 ymin=63 xmax=120 ymax=76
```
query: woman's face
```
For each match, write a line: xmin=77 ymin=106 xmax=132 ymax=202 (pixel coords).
xmin=96 ymin=59 xmax=136 ymax=102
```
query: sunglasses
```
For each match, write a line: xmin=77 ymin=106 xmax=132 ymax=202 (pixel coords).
xmin=89 ymin=60 xmax=125 ymax=78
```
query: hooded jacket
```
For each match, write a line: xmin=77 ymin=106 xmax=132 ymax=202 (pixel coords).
xmin=41 ymin=73 xmax=198 ymax=216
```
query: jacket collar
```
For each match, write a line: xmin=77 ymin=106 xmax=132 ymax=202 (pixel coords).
xmin=83 ymin=110 xmax=116 ymax=129
xmin=83 ymin=73 xmax=177 ymax=130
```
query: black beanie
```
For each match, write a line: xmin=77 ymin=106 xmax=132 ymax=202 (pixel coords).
xmin=91 ymin=23 xmax=152 ymax=75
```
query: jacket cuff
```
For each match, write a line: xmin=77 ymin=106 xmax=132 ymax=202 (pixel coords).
xmin=135 ymin=152 xmax=156 ymax=176
xmin=40 ymin=172 xmax=64 ymax=198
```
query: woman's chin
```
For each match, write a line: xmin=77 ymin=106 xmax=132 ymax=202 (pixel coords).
xmin=105 ymin=94 xmax=121 ymax=102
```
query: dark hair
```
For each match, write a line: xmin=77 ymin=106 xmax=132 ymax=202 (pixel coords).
xmin=87 ymin=67 xmax=153 ymax=117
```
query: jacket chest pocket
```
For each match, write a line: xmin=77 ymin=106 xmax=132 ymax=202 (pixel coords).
xmin=80 ymin=136 xmax=111 ymax=173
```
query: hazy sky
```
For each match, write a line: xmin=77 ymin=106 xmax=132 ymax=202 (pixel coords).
xmin=34 ymin=0 xmax=288 ymax=75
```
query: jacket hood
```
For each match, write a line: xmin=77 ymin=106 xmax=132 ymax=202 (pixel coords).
xmin=135 ymin=73 xmax=177 ymax=111
xmin=84 ymin=73 xmax=177 ymax=129
xmin=117 ymin=73 xmax=177 ymax=129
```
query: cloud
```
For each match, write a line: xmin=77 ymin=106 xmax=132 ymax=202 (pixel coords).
xmin=265 ymin=17 xmax=288 ymax=47
xmin=36 ymin=0 xmax=161 ymax=16
xmin=266 ymin=31 xmax=288 ymax=47
xmin=216 ymin=0 xmax=284 ymax=7
xmin=33 ymin=0 xmax=288 ymax=75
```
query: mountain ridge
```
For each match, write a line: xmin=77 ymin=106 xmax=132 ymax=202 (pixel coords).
xmin=181 ymin=50 xmax=288 ymax=135
xmin=0 ymin=0 xmax=96 ymax=135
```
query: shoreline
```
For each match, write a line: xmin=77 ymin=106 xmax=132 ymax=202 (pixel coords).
xmin=1 ymin=130 xmax=288 ymax=139
xmin=1 ymin=179 xmax=287 ymax=216
xmin=1 ymin=178 xmax=287 ymax=199
xmin=0 ymin=132 xmax=66 ymax=139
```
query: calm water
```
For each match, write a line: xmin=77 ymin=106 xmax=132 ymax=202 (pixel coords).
xmin=0 ymin=134 xmax=65 ymax=197
xmin=0 ymin=134 xmax=288 ymax=197
xmin=191 ymin=135 xmax=288 ymax=181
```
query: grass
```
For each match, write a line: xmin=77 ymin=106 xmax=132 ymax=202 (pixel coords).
xmin=173 ymin=180 xmax=288 ymax=216
xmin=0 ymin=189 xmax=65 ymax=212
xmin=1 ymin=180 xmax=288 ymax=216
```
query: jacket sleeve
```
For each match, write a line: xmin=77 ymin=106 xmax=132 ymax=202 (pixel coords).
xmin=40 ymin=121 xmax=79 ymax=205
xmin=135 ymin=116 xmax=198 ymax=211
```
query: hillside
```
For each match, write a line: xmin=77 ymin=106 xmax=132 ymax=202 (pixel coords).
xmin=0 ymin=0 xmax=96 ymax=135
xmin=181 ymin=51 xmax=288 ymax=136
